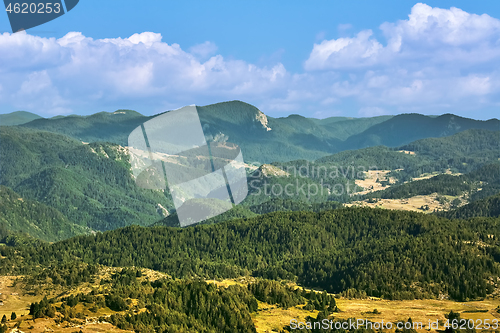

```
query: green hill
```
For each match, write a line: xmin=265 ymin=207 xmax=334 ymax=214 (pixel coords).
xmin=360 ymin=163 xmax=499 ymax=201
xmin=0 ymin=111 xmax=42 ymax=126
xmin=155 ymin=198 xmax=344 ymax=227
xmin=1 ymin=125 xmax=497 ymax=237
xmin=20 ymin=109 xmax=147 ymax=144
xmin=313 ymin=115 xmax=393 ymax=140
xmin=439 ymin=193 xmax=500 ymax=219
xmin=316 ymin=129 xmax=499 ymax=183
xmin=343 ymin=113 xmax=499 ymax=150
xmin=362 ymin=173 xmax=473 ymax=200
xmin=196 ymin=101 xmax=343 ymax=162
xmin=13 ymin=207 xmax=500 ymax=301
xmin=0 ymin=126 xmax=172 ymax=231
xmin=154 ymin=200 xmax=258 ymax=227
xmin=316 ymin=145 xmax=421 ymax=170
xmin=0 ymin=186 xmax=89 ymax=242
xmin=248 ymin=198 xmax=342 ymax=214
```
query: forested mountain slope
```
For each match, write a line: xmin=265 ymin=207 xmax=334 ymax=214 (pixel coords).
xmin=317 ymin=129 xmax=499 ymax=182
xmin=20 ymin=109 xmax=147 ymax=145
xmin=439 ymin=193 xmax=500 ymax=219
xmin=8 ymin=208 xmax=500 ymax=301
xmin=343 ymin=113 xmax=499 ymax=150
xmin=0 ymin=186 xmax=89 ymax=242
xmin=0 ymin=126 xmax=172 ymax=232
xmin=359 ymin=163 xmax=499 ymax=201
xmin=1 ymin=126 xmax=497 ymax=239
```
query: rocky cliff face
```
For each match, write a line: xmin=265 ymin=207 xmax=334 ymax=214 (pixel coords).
xmin=255 ymin=110 xmax=272 ymax=131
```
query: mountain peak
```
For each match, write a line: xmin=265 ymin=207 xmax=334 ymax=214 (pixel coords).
xmin=0 ymin=111 xmax=43 ymax=126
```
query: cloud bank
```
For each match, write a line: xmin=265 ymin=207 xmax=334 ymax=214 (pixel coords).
xmin=0 ymin=3 xmax=499 ymax=119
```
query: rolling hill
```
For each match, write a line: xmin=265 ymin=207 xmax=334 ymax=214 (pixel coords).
xmin=342 ymin=113 xmax=499 ymax=150
xmin=20 ymin=109 xmax=147 ymax=145
xmin=0 ymin=111 xmax=42 ymax=126
xmin=1 ymin=104 xmax=498 ymax=240
xmin=439 ymin=193 xmax=500 ymax=219
xmin=13 ymin=207 xmax=500 ymax=301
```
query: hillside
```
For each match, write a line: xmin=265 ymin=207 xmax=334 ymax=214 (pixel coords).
xmin=154 ymin=198 xmax=343 ymax=227
xmin=0 ymin=126 xmax=172 ymax=232
xmin=361 ymin=174 xmax=473 ymax=200
xmin=439 ymin=193 xmax=500 ymax=219
xmin=248 ymin=198 xmax=342 ymax=214
xmin=318 ymin=129 xmax=499 ymax=182
xmin=9 ymin=207 xmax=500 ymax=301
xmin=20 ymin=109 xmax=147 ymax=145
xmin=0 ymin=186 xmax=89 ymax=242
xmin=1 ymin=126 xmax=497 ymax=239
xmin=349 ymin=163 xmax=499 ymax=215
xmin=154 ymin=201 xmax=258 ymax=227
xmin=343 ymin=113 xmax=499 ymax=150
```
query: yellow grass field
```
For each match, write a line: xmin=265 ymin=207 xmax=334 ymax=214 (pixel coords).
xmin=3 ymin=274 xmax=500 ymax=332
xmin=252 ymin=301 xmax=318 ymax=333
xmin=346 ymin=193 xmax=457 ymax=213
xmin=251 ymin=298 xmax=500 ymax=333
xmin=354 ymin=170 xmax=396 ymax=195
xmin=352 ymin=169 xmax=464 ymax=213
xmin=0 ymin=276 xmax=45 ymax=318
xmin=10 ymin=317 xmax=133 ymax=333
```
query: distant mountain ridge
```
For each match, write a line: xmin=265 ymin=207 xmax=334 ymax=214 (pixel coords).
xmin=0 ymin=111 xmax=42 ymax=126
xmin=20 ymin=109 xmax=147 ymax=145
xmin=342 ymin=113 xmax=500 ymax=149
xmin=5 ymin=101 xmax=496 ymax=163
xmin=0 ymin=125 xmax=498 ymax=241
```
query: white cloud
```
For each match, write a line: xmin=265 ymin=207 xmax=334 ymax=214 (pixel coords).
xmin=305 ymin=30 xmax=383 ymax=70
xmin=303 ymin=3 xmax=500 ymax=117
xmin=0 ymin=31 xmax=289 ymax=115
xmin=306 ymin=3 xmax=500 ymax=71
xmin=382 ymin=3 xmax=500 ymax=50
xmin=189 ymin=41 xmax=218 ymax=59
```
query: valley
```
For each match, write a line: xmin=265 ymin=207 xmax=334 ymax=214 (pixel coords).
xmin=0 ymin=102 xmax=499 ymax=332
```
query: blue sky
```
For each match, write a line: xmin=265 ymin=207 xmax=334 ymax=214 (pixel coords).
xmin=1 ymin=1 xmax=500 ymax=119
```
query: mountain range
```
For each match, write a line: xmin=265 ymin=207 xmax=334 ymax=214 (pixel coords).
xmin=4 ymin=101 xmax=498 ymax=163
xmin=0 ymin=101 xmax=499 ymax=241
xmin=1 ymin=100 xmax=500 ymax=333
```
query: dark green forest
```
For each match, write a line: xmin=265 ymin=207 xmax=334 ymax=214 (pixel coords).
xmin=439 ymin=193 xmax=500 ymax=219
xmin=1 ymin=124 xmax=497 ymax=240
xmin=0 ymin=126 xmax=173 ymax=232
xmin=24 ymin=267 xmax=341 ymax=333
xmin=4 ymin=207 xmax=500 ymax=301
xmin=0 ymin=106 xmax=499 ymax=333
xmin=0 ymin=185 xmax=89 ymax=242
